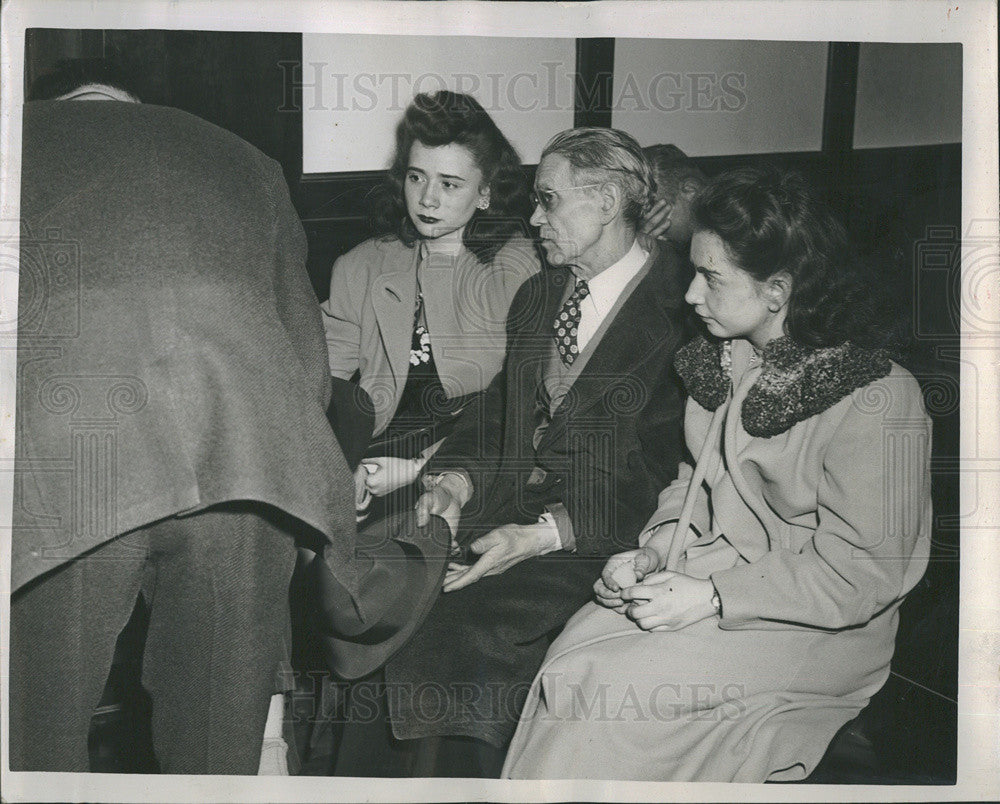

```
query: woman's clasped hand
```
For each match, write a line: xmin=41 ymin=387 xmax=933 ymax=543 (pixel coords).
xmin=595 ymin=542 xmax=716 ymax=631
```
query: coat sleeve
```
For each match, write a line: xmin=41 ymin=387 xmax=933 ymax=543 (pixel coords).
xmin=638 ymin=464 xmax=706 ymax=546
xmin=428 ymin=366 xmax=506 ymax=473
xmin=637 ymin=397 xmax=718 ymax=548
xmin=711 ymin=375 xmax=933 ymax=631
xmin=426 ymin=275 xmax=536 ymax=502
xmin=481 ymin=238 xmax=541 ymax=327
xmin=262 ymin=156 xmax=329 ymax=411
xmin=563 ymin=301 xmax=688 ymax=557
xmin=319 ymin=247 xmax=366 ymax=379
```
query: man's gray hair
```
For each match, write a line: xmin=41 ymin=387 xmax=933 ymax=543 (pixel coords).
xmin=540 ymin=127 xmax=656 ymax=228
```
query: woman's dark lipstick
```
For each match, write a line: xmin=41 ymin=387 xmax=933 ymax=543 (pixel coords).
xmin=418 ymin=214 xmax=440 ymax=224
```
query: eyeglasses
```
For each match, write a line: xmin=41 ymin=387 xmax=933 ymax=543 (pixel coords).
xmin=530 ymin=184 xmax=602 ymax=213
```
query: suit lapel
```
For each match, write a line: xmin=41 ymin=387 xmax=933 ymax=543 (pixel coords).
xmin=511 ymin=266 xmax=571 ymax=430
xmin=537 ymin=245 xmax=681 ymax=450
xmin=370 ymin=247 xmax=419 ymax=391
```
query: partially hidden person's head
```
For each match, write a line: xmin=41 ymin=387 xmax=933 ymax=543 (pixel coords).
xmin=376 ymin=90 xmax=528 ymax=262
xmin=531 ymin=127 xmax=654 ymax=275
xmin=641 ymin=143 xmax=706 ymax=246
xmin=27 ymin=58 xmax=141 ymax=103
xmin=687 ymin=165 xmax=881 ymax=351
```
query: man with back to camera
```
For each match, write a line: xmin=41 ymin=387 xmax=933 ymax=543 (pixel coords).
xmin=9 ymin=59 xmax=449 ymax=775
xmin=334 ymin=127 xmax=690 ymax=776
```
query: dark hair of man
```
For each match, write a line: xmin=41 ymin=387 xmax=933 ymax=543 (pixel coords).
xmin=691 ymin=165 xmax=896 ymax=350
xmin=642 ymin=143 xmax=706 ymax=203
xmin=27 ymin=58 xmax=141 ymax=102
xmin=369 ymin=90 xmax=530 ymax=264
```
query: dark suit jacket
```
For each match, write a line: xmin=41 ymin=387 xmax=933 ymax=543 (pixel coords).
xmin=434 ymin=242 xmax=686 ymax=556
xmin=386 ymin=241 xmax=688 ymax=746
xmin=12 ymin=101 xmax=360 ymax=597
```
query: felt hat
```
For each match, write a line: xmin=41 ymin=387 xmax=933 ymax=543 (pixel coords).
xmin=306 ymin=509 xmax=450 ymax=680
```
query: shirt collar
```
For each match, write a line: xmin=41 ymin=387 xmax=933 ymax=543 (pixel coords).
xmin=572 ymin=238 xmax=648 ymax=309
xmin=57 ymin=83 xmax=139 ymax=103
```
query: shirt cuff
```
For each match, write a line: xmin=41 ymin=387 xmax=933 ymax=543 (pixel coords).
xmin=536 ymin=512 xmax=563 ymax=554
xmin=540 ymin=502 xmax=576 ymax=552
xmin=429 ymin=470 xmax=473 ymax=508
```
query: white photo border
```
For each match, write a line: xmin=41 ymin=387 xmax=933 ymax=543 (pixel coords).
xmin=1 ymin=1 xmax=997 ymax=802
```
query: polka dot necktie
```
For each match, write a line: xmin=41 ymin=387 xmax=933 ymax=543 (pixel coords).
xmin=553 ymin=279 xmax=590 ymax=365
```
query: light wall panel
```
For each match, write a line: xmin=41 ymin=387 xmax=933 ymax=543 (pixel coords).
xmin=854 ymin=42 xmax=962 ymax=149
xmin=612 ymin=39 xmax=828 ymax=156
xmin=302 ymin=33 xmax=576 ymax=173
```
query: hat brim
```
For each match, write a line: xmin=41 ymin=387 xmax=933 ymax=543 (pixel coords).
xmin=309 ymin=510 xmax=450 ymax=680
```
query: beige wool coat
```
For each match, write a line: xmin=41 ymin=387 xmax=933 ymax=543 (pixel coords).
xmin=320 ymin=235 xmax=539 ymax=436
xmin=503 ymin=337 xmax=932 ymax=782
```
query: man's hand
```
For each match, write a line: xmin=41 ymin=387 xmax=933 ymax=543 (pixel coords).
xmin=594 ymin=547 xmax=661 ymax=613
xmin=442 ymin=523 xmax=553 ymax=593
xmin=353 ymin=464 xmax=371 ymax=515
xmin=414 ymin=483 xmax=461 ymax=541
xmin=619 ymin=570 xmax=716 ymax=631
xmin=361 ymin=456 xmax=422 ymax=498
xmin=639 ymin=199 xmax=672 ymax=240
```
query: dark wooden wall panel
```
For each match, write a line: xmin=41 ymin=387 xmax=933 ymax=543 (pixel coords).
xmin=102 ymin=30 xmax=303 ymax=187
xmin=25 ymin=29 xmax=302 ymax=188
xmin=823 ymin=42 xmax=861 ymax=154
xmin=24 ymin=28 xmax=105 ymax=88
xmin=574 ymin=38 xmax=615 ymax=128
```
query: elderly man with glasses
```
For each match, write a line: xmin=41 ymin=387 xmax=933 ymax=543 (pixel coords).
xmin=338 ymin=127 xmax=689 ymax=777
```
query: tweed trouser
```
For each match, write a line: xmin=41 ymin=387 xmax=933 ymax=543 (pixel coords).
xmin=9 ymin=501 xmax=297 ymax=774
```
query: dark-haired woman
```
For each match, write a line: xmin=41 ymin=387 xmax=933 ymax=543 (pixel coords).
xmin=503 ymin=166 xmax=931 ymax=782
xmin=321 ymin=91 xmax=539 ymax=514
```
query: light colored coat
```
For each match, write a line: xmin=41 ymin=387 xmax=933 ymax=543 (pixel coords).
xmin=504 ymin=338 xmax=932 ymax=781
xmin=320 ymin=235 xmax=539 ymax=436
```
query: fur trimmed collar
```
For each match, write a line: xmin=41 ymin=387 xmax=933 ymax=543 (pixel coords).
xmin=674 ymin=335 xmax=892 ymax=437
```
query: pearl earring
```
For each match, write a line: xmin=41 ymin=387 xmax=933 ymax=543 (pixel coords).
xmin=478 ymin=198 xmax=490 ymax=210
